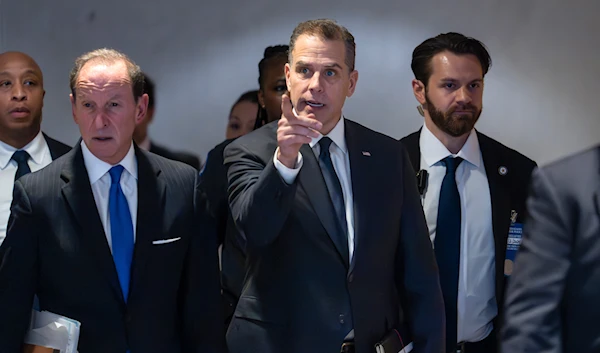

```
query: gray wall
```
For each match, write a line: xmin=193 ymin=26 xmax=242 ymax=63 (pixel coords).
xmin=1 ymin=0 xmax=598 ymax=165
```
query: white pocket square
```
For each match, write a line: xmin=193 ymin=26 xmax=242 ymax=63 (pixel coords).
xmin=152 ymin=237 xmax=181 ymax=245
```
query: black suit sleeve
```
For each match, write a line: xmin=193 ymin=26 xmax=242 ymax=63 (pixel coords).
xmin=181 ymin=175 xmax=225 ymax=353
xmin=396 ymin=145 xmax=445 ymax=353
xmin=0 ymin=181 xmax=40 ymax=352
xmin=200 ymin=146 xmax=228 ymax=245
xmin=224 ymin=142 xmax=297 ymax=250
xmin=501 ymin=168 xmax=568 ymax=353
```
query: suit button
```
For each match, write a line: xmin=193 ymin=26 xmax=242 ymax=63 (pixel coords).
xmin=339 ymin=314 xmax=345 ymax=324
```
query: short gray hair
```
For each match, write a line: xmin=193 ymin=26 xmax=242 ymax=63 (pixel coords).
xmin=69 ymin=48 xmax=144 ymax=101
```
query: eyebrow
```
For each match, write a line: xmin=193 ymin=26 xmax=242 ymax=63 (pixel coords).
xmin=323 ymin=63 xmax=343 ymax=70
xmin=295 ymin=61 xmax=343 ymax=70
xmin=0 ymin=69 xmax=40 ymax=77
xmin=440 ymin=77 xmax=483 ymax=83
xmin=76 ymin=93 xmax=126 ymax=101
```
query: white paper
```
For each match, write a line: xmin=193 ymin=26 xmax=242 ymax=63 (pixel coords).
xmin=375 ymin=341 xmax=413 ymax=353
xmin=24 ymin=310 xmax=81 ymax=353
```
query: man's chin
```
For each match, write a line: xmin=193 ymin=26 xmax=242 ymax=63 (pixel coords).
xmin=7 ymin=119 xmax=36 ymax=128
xmin=443 ymin=123 xmax=474 ymax=137
xmin=5 ymin=121 xmax=40 ymax=139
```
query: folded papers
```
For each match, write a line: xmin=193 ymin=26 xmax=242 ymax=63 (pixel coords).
xmin=23 ymin=310 xmax=80 ymax=353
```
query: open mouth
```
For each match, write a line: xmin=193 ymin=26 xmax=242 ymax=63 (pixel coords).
xmin=306 ymin=100 xmax=324 ymax=108
xmin=93 ymin=137 xmax=113 ymax=142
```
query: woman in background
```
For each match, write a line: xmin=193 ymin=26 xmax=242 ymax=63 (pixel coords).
xmin=200 ymin=45 xmax=289 ymax=327
xmin=225 ymin=90 xmax=259 ymax=140
xmin=254 ymin=45 xmax=289 ymax=128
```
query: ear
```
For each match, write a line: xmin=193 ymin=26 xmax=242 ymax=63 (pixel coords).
xmin=135 ymin=94 xmax=149 ymax=126
xmin=412 ymin=79 xmax=427 ymax=106
xmin=284 ymin=63 xmax=292 ymax=92
xmin=258 ymin=90 xmax=265 ymax=108
xmin=70 ymin=94 xmax=78 ymax=124
xmin=346 ymin=70 xmax=359 ymax=97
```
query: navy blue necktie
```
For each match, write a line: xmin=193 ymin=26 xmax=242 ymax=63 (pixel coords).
xmin=11 ymin=150 xmax=31 ymax=181
xmin=434 ymin=156 xmax=463 ymax=352
xmin=318 ymin=137 xmax=349 ymax=264
xmin=108 ymin=165 xmax=134 ymax=303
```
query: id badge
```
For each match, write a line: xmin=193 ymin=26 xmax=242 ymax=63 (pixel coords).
xmin=504 ymin=210 xmax=523 ymax=277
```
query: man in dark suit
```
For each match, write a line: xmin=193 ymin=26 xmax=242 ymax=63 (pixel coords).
xmin=224 ymin=19 xmax=445 ymax=353
xmin=399 ymin=33 xmax=536 ymax=353
xmin=0 ymin=51 xmax=71 ymax=246
xmin=201 ymin=138 xmax=248 ymax=327
xmin=0 ymin=48 xmax=223 ymax=353
xmin=202 ymin=45 xmax=290 ymax=327
xmin=133 ymin=73 xmax=201 ymax=169
xmin=501 ymin=146 xmax=600 ymax=353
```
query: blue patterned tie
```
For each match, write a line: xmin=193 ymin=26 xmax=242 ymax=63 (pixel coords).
xmin=108 ymin=165 xmax=134 ymax=303
xmin=434 ymin=156 xmax=463 ymax=352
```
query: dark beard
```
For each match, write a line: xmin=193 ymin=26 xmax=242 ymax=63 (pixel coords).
xmin=426 ymin=94 xmax=481 ymax=137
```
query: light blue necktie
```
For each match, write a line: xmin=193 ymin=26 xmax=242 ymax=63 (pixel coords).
xmin=108 ymin=165 xmax=134 ymax=303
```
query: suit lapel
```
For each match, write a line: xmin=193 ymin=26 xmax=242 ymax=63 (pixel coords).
xmin=43 ymin=133 xmax=69 ymax=160
xmin=128 ymin=148 xmax=165 ymax=302
xmin=44 ymin=133 xmax=59 ymax=160
xmin=61 ymin=145 xmax=125 ymax=307
xmin=345 ymin=120 xmax=374 ymax=275
xmin=478 ymin=132 xmax=511 ymax=301
xmin=298 ymin=143 xmax=349 ymax=266
xmin=402 ymin=129 xmax=422 ymax=172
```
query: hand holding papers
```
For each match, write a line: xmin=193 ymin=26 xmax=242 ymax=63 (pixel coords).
xmin=23 ymin=310 xmax=80 ymax=353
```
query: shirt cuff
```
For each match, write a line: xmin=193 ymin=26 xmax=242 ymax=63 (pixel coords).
xmin=273 ymin=147 xmax=303 ymax=184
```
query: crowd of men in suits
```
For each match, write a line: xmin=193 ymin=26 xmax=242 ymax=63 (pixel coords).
xmin=0 ymin=17 xmax=597 ymax=353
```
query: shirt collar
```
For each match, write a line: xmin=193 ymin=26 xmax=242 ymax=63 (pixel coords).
xmin=80 ymin=140 xmax=138 ymax=184
xmin=303 ymin=112 xmax=347 ymax=154
xmin=0 ymin=131 xmax=48 ymax=170
xmin=420 ymin=123 xmax=481 ymax=168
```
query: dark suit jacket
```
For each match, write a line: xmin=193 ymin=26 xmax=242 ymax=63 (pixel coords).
xmin=0 ymin=144 xmax=223 ymax=353
xmin=223 ymin=120 xmax=445 ymax=353
xmin=502 ymin=146 xmax=600 ymax=353
xmin=400 ymin=129 xmax=536 ymax=344
xmin=42 ymin=133 xmax=71 ymax=160
xmin=150 ymin=142 xmax=201 ymax=170
xmin=200 ymin=138 xmax=246 ymax=324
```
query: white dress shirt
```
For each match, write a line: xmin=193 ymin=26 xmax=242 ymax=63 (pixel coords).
xmin=0 ymin=131 xmax=52 ymax=245
xmin=273 ymin=116 xmax=356 ymax=262
xmin=419 ymin=123 xmax=496 ymax=343
xmin=81 ymin=141 xmax=138 ymax=253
